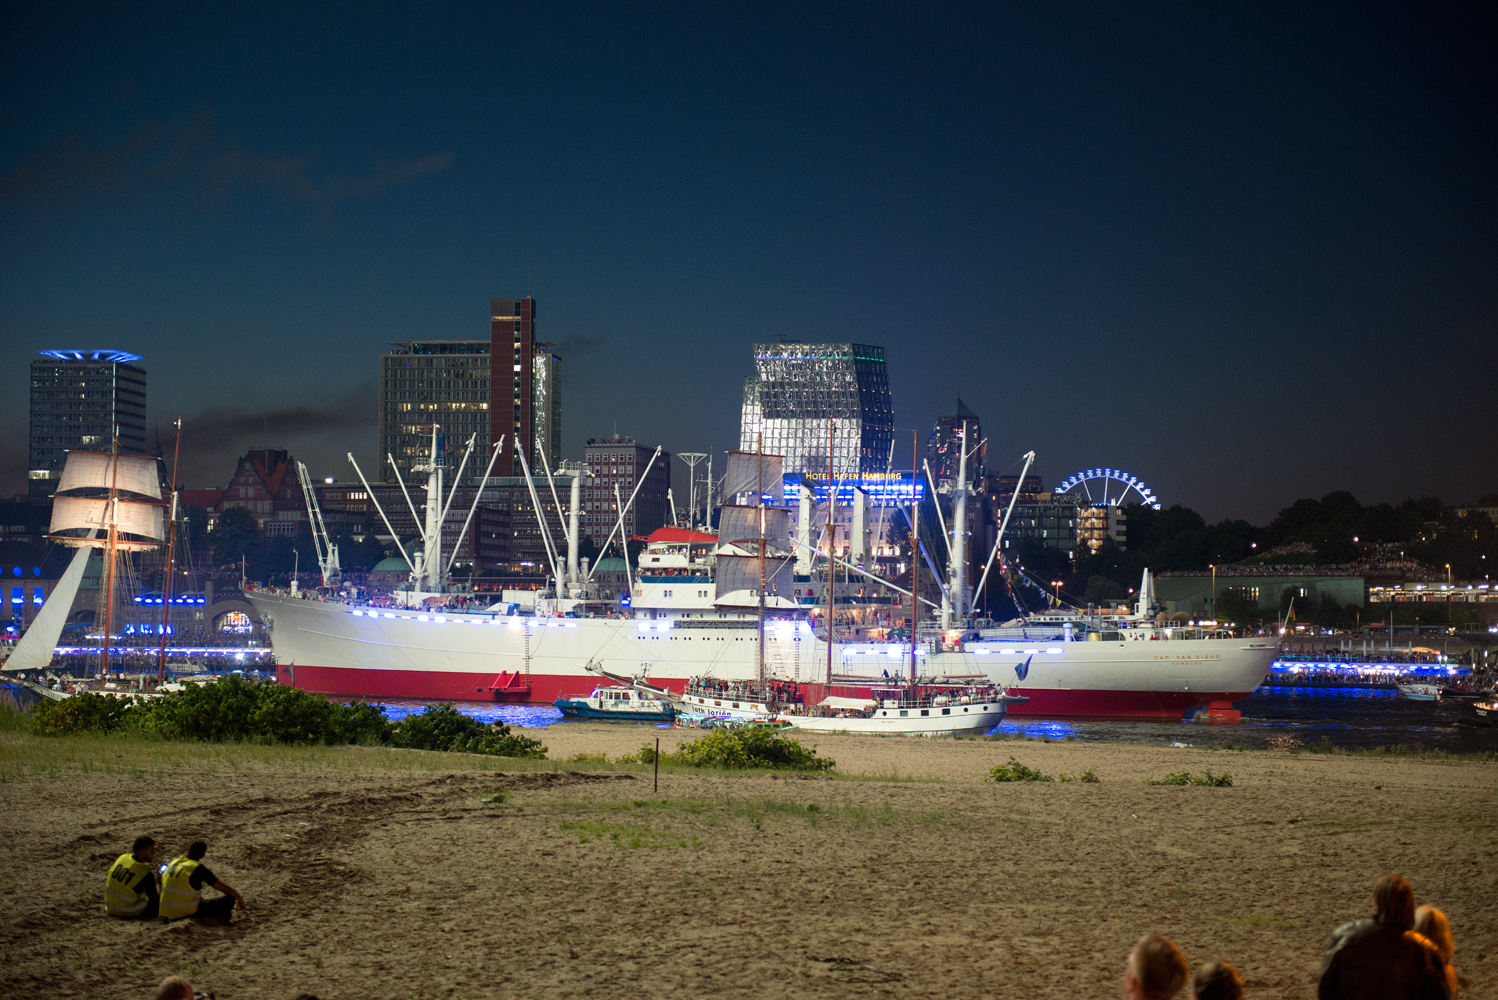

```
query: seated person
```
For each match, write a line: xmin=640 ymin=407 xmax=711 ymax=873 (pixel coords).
xmin=1193 ymin=961 xmax=1244 ymax=1000
xmin=1414 ymin=906 xmax=1459 ymax=998
xmin=104 ymin=835 xmax=160 ymax=919
xmin=154 ymin=976 xmax=194 ymax=1000
xmin=160 ymin=840 xmax=247 ymax=924
xmin=1318 ymin=874 xmax=1448 ymax=999
xmin=1124 ymin=932 xmax=1190 ymax=1000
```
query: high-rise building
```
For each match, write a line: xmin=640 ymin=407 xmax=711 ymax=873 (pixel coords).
xmin=532 ymin=343 xmax=562 ymax=473
xmin=28 ymin=350 xmax=148 ymax=505
xmin=739 ymin=342 xmax=893 ymax=477
xmin=489 ymin=297 xmax=561 ymax=477
xmin=581 ymin=437 xmax=671 ymax=546
xmin=379 ymin=340 xmax=492 ymax=485
xmin=926 ymin=397 xmax=982 ymax=486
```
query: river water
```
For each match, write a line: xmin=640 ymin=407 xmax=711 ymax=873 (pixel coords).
xmin=371 ymin=685 xmax=1495 ymax=754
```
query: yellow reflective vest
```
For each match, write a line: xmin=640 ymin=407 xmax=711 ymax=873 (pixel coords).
xmin=104 ymin=853 xmax=153 ymax=917
xmin=159 ymin=856 xmax=204 ymax=919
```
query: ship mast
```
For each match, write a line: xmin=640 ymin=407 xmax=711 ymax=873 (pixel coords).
xmin=756 ymin=434 xmax=766 ymax=691
xmin=909 ymin=428 xmax=919 ymax=695
xmin=825 ymin=418 xmax=835 ymax=698
xmin=156 ymin=418 xmax=182 ymax=678
xmin=99 ymin=424 xmax=122 ymax=679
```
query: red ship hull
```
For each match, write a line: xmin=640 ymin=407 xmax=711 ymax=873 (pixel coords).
xmin=278 ymin=663 xmax=1249 ymax=720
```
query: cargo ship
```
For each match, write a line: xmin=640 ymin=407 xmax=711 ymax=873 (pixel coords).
xmin=247 ymin=433 xmax=1272 ymax=719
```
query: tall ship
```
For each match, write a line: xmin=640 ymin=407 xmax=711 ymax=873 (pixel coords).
xmin=246 ymin=428 xmax=1274 ymax=720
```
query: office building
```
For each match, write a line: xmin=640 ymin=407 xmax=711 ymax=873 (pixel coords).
xmin=739 ymin=342 xmax=893 ymax=477
xmin=532 ymin=343 xmax=561 ymax=473
xmin=489 ymin=297 xmax=561 ymax=477
xmin=28 ymin=349 xmax=147 ymax=505
xmin=925 ymin=397 xmax=982 ymax=486
xmin=1000 ymin=495 xmax=1083 ymax=559
xmin=581 ymin=437 xmax=671 ymax=546
xmin=379 ymin=339 xmax=492 ymax=485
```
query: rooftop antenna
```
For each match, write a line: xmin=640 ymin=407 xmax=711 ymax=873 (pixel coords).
xmin=528 ymin=266 xmax=532 ymax=297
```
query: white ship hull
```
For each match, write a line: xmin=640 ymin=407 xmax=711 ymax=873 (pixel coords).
xmin=780 ymin=701 xmax=1014 ymax=737
xmin=248 ymin=593 xmax=1273 ymax=719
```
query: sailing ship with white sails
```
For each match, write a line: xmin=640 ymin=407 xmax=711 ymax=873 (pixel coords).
xmin=2 ymin=430 xmax=177 ymax=692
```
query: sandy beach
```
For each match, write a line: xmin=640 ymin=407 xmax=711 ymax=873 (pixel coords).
xmin=1 ymin=725 xmax=1493 ymax=999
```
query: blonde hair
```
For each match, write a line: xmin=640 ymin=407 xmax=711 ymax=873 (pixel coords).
xmin=1414 ymin=905 xmax=1454 ymax=961
xmin=154 ymin=976 xmax=194 ymax=1000
xmin=1131 ymin=933 xmax=1190 ymax=1000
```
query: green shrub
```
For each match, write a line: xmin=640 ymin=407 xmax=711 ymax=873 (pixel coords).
xmin=1146 ymin=770 xmax=1232 ymax=787
xmin=133 ymin=673 xmax=262 ymax=741
xmin=23 ymin=678 xmax=544 ymax=757
xmin=1058 ymin=769 xmax=1101 ymax=783
xmin=627 ymin=728 xmax=834 ymax=772
xmin=987 ymin=757 xmax=1054 ymax=782
xmin=28 ymin=693 xmax=132 ymax=736
xmin=390 ymin=704 xmax=546 ymax=759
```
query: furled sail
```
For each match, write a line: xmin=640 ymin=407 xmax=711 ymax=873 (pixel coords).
xmin=0 ymin=544 xmax=92 ymax=672
xmin=50 ymin=496 xmax=166 ymax=550
xmin=721 ymin=451 xmax=783 ymax=506
xmin=716 ymin=505 xmax=790 ymax=549
xmin=714 ymin=553 xmax=794 ymax=601
xmin=54 ymin=451 xmax=162 ymax=500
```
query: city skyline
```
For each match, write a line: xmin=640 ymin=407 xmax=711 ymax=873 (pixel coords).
xmin=2 ymin=5 xmax=1494 ymax=522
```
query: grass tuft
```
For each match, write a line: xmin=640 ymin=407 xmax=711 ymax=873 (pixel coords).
xmin=1145 ymin=770 xmax=1233 ymax=787
xmin=986 ymin=757 xmax=1054 ymax=782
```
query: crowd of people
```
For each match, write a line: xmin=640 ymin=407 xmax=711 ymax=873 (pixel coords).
xmin=1125 ymin=874 xmax=1460 ymax=1000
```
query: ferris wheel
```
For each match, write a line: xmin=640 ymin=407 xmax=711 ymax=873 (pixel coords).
xmin=1055 ymin=467 xmax=1161 ymax=509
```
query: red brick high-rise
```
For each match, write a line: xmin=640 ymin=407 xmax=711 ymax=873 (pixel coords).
xmin=490 ymin=297 xmax=536 ymax=476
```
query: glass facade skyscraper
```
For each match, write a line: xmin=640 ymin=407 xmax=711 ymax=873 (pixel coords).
xmin=29 ymin=350 xmax=147 ymax=505
xmin=739 ymin=343 xmax=893 ymax=477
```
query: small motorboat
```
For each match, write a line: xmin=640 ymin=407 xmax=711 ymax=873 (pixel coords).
xmin=1456 ymin=700 xmax=1497 ymax=729
xmin=1396 ymin=683 xmax=1442 ymax=702
xmin=554 ymin=685 xmax=675 ymax=722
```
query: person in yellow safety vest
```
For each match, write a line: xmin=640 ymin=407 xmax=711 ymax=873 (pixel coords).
xmin=160 ymin=839 xmax=247 ymax=923
xmin=104 ymin=835 xmax=161 ymax=919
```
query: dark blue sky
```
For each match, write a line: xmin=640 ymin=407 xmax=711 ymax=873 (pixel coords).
xmin=3 ymin=3 xmax=1494 ymax=522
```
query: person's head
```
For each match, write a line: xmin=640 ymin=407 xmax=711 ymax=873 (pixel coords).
xmin=1373 ymin=874 xmax=1416 ymax=930
xmin=1192 ymin=961 xmax=1244 ymax=1000
xmin=132 ymin=835 xmax=156 ymax=863
xmin=1125 ymin=933 xmax=1190 ymax=1000
xmin=1414 ymin=905 xmax=1454 ymax=961
xmin=186 ymin=840 xmax=207 ymax=861
xmin=154 ymin=976 xmax=193 ymax=1000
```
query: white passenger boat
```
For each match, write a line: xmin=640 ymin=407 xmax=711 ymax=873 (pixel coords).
xmin=1396 ymin=683 xmax=1441 ymax=702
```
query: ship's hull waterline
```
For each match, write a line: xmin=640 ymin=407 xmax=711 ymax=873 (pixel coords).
xmin=249 ymin=594 xmax=1274 ymax=720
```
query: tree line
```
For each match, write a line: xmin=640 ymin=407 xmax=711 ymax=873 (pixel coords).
xmin=1006 ymin=491 xmax=1497 ymax=625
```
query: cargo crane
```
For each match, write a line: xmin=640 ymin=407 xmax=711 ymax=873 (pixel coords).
xmin=296 ymin=461 xmax=341 ymax=588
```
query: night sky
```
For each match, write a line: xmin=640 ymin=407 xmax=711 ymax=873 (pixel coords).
xmin=3 ymin=4 xmax=1494 ymax=522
